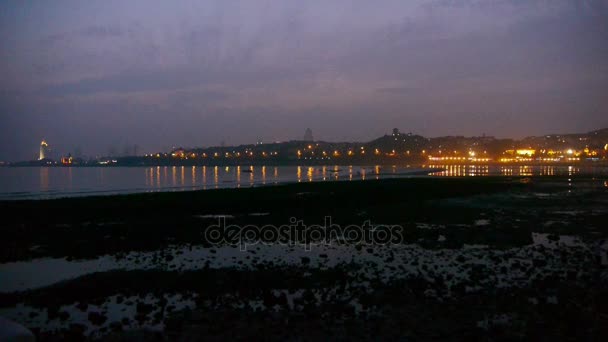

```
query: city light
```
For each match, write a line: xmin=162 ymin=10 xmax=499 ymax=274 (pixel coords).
xmin=27 ymin=127 xmax=605 ymax=168
xmin=516 ymin=149 xmax=535 ymax=157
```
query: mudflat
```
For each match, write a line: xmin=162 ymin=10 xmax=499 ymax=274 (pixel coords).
xmin=1 ymin=177 xmax=607 ymax=340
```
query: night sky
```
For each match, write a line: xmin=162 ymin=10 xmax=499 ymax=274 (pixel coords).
xmin=1 ymin=0 xmax=607 ymax=161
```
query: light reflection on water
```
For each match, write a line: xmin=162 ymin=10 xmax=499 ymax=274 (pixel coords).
xmin=428 ymin=164 xmax=588 ymax=177
xmin=0 ymin=165 xmax=390 ymax=199
xmin=0 ymin=164 xmax=606 ymax=200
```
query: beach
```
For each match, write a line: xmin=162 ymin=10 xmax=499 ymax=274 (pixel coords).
xmin=1 ymin=176 xmax=607 ymax=340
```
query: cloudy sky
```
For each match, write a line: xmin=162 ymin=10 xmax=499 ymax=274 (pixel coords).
xmin=1 ymin=0 xmax=607 ymax=160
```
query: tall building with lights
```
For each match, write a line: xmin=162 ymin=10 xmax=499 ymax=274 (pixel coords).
xmin=39 ymin=140 xmax=49 ymax=160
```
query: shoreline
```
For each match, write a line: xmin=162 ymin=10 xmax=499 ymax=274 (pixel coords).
xmin=3 ymin=160 xmax=608 ymax=167
xmin=0 ymin=173 xmax=577 ymax=205
xmin=1 ymin=176 xmax=605 ymax=262
xmin=1 ymin=163 xmax=607 ymax=202
xmin=1 ymin=176 xmax=607 ymax=340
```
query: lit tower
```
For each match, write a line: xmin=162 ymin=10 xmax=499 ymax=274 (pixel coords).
xmin=39 ymin=140 xmax=49 ymax=160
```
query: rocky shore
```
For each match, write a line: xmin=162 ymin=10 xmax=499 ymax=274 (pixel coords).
xmin=1 ymin=177 xmax=607 ymax=340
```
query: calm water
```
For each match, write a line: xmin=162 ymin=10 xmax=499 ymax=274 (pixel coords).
xmin=0 ymin=165 xmax=606 ymax=200
xmin=0 ymin=165 xmax=397 ymax=200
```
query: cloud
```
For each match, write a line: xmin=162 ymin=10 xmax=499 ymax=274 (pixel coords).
xmin=38 ymin=66 xmax=300 ymax=97
xmin=1 ymin=0 xmax=607 ymax=160
xmin=40 ymin=26 xmax=128 ymax=46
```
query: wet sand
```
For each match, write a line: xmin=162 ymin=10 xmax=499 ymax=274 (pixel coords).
xmin=1 ymin=177 xmax=607 ymax=340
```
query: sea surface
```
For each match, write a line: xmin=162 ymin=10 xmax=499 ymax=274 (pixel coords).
xmin=0 ymin=164 xmax=606 ymax=200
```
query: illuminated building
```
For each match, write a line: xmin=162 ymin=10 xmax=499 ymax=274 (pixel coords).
xmin=39 ymin=140 xmax=49 ymax=160
xmin=171 ymin=149 xmax=185 ymax=158
xmin=516 ymin=149 xmax=535 ymax=157
xmin=61 ymin=155 xmax=73 ymax=165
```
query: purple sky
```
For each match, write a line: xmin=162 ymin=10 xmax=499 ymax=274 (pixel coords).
xmin=1 ymin=0 xmax=607 ymax=160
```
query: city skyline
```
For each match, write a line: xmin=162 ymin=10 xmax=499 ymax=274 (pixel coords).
xmin=16 ymin=126 xmax=608 ymax=165
xmin=1 ymin=0 xmax=608 ymax=161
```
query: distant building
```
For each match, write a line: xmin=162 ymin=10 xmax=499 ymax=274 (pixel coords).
xmin=61 ymin=154 xmax=73 ymax=165
xmin=303 ymin=128 xmax=314 ymax=142
xmin=516 ymin=149 xmax=536 ymax=157
xmin=39 ymin=140 xmax=49 ymax=160
xmin=171 ymin=148 xmax=186 ymax=158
